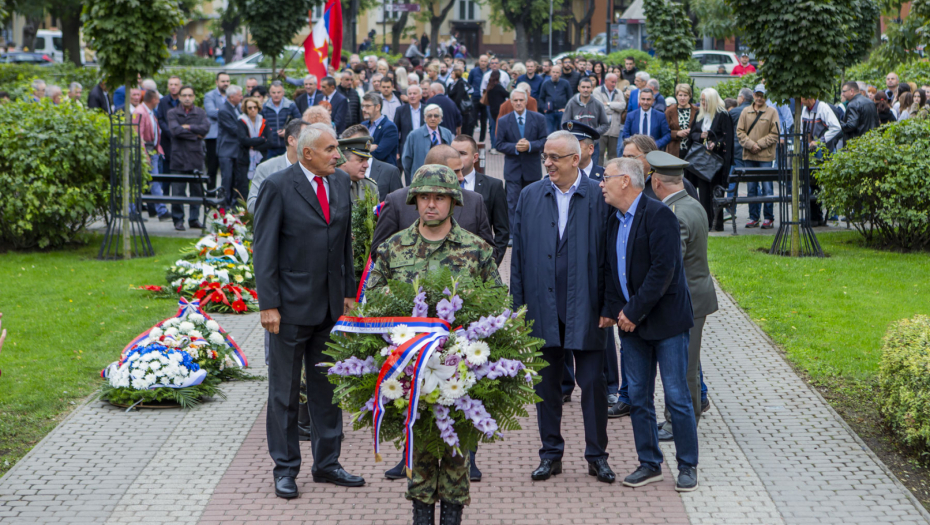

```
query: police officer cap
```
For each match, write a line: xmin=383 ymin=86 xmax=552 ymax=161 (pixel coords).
xmin=646 ymin=150 xmax=689 ymax=177
xmin=338 ymin=136 xmax=373 ymax=158
xmin=561 ymin=120 xmax=600 ymax=142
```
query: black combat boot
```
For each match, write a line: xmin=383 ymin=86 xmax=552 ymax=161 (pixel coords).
xmin=439 ymin=500 xmax=464 ymax=525
xmin=297 ymin=402 xmax=312 ymax=442
xmin=413 ymin=500 xmax=435 ymax=525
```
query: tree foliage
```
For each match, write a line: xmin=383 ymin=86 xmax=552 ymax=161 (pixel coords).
xmin=644 ymin=0 xmax=694 ymax=83
xmin=234 ymin=0 xmax=315 ymax=72
xmin=691 ymin=0 xmax=739 ymax=40
xmin=81 ymin=0 xmax=184 ymax=88
xmin=486 ymin=0 xmax=566 ymax=59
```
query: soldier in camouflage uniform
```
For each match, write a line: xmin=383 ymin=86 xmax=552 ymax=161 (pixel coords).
xmin=367 ymin=164 xmax=502 ymax=525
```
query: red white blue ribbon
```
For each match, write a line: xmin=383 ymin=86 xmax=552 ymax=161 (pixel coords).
xmin=332 ymin=315 xmax=450 ymax=469
xmin=355 ymin=201 xmax=384 ymax=304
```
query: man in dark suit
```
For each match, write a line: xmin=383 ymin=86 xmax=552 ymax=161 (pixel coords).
xmin=511 ymin=131 xmax=615 ymax=485
xmin=394 ymin=84 xmax=426 ymax=172
xmin=361 ymin=92 xmax=398 ymax=167
xmin=253 ymin=123 xmax=365 ymax=499
xmin=452 ymin=134 xmax=509 ymax=265
xmin=647 ymin=151 xmax=718 ymax=442
xmin=317 ymin=76 xmax=348 ymax=135
xmin=216 ymin=85 xmax=246 ymax=207
xmin=495 ymin=88 xmax=547 ymax=234
xmin=87 ymin=80 xmax=111 ymax=113
xmin=620 ymin=89 xmax=671 ymax=152
xmin=601 ymin=156 xmax=698 ymax=493
xmin=294 ymin=74 xmax=324 ymax=115
xmin=340 ymin=124 xmax=402 ymax=201
xmin=427 ymin=82 xmax=462 ymax=134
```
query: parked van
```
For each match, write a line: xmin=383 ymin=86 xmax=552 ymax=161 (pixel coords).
xmin=32 ymin=29 xmax=87 ymax=64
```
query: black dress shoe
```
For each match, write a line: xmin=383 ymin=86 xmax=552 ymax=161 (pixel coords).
xmin=312 ymin=467 xmax=365 ymax=487
xmin=385 ymin=459 xmax=406 ymax=479
xmin=587 ymin=458 xmax=616 ymax=483
xmin=702 ymin=398 xmax=710 ymax=413
xmin=607 ymin=401 xmax=631 ymax=418
xmin=173 ymin=220 xmax=186 ymax=231
xmin=189 ymin=219 xmax=204 ymax=229
xmin=561 ymin=393 xmax=571 ymax=404
xmin=657 ymin=427 xmax=674 ymax=442
xmin=274 ymin=476 xmax=299 ymax=499
xmin=676 ymin=466 xmax=698 ymax=492
xmin=469 ymin=450 xmax=482 ymax=482
xmin=531 ymin=459 xmax=562 ymax=480
xmin=622 ymin=465 xmax=663 ymax=487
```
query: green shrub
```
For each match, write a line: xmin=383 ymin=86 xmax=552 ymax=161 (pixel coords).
xmin=816 ymin=117 xmax=930 ymax=250
xmin=0 ymin=99 xmax=110 ymax=249
xmin=605 ymin=49 xmax=653 ymax=70
xmin=879 ymin=315 xmax=930 ymax=451
xmin=0 ymin=63 xmax=101 ymax=105
xmin=845 ymin=56 xmax=930 ymax=89
xmin=167 ymin=54 xmax=221 ymax=67
xmin=154 ymin=68 xmax=218 ymax=107
xmin=714 ymin=73 xmax=759 ymax=100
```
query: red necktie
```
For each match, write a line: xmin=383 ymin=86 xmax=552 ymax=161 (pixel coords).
xmin=314 ymin=176 xmax=330 ymax=223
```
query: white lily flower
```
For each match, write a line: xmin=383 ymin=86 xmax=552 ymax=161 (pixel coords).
xmin=420 ymin=353 xmax=456 ymax=394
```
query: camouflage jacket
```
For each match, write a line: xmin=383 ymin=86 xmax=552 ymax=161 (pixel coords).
xmin=350 ymin=177 xmax=380 ymax=202
xmin=368 ymin=218 xmax=503 ymax=290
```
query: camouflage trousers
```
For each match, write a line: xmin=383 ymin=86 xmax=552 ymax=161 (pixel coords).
xmin=405 ymin=445 xmax=471 ymax=506
xmin=300 ymin=364 xmax=308 ymax=404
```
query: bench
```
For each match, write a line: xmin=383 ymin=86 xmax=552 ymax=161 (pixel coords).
xmin=712 ymin=167 xmax=817 ymax=234
xmin=140 ymin=171 xmax=226 ymax=211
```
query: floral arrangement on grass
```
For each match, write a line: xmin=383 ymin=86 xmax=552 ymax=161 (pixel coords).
xmin=205 ymin=207 xmax=251 ymax=240
xmin=325 ymin=268 xmax=545 ymax=463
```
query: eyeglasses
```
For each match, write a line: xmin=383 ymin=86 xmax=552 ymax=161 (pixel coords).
xmin=540 ymin=152 xmax=575 ymax=163
xmin=426 ymin=114 xmax=442 ymax=119
xmin=602 ymin=173 xmax=628 ymax=181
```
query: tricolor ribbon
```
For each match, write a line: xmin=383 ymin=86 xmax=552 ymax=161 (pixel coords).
xmin=331 ymin=315 xmax=450 ymax=472
xmin=354 ymin=201 xmax=384 ymax=304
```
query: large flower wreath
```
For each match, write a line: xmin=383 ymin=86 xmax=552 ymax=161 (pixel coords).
xmin=325 ymin=269 xmax=546 ymax=466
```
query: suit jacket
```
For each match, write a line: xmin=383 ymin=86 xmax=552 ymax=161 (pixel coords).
xmin=495 ymin=111 xmax=547 ymax=183
xmin=510 ymin=174 xmax=610 ymax=350
xmin=585 ymin=164 xmax=605 ymax=182
xmin=363 ymin=117 xmax=399 ymax=166
xmin=203 ymin=88 xmax=225 ymax=139
xmin=591 ymin=85 xmax=626 ymax=138
xmin=87 ymin=84 xmax=111 ymax=114
xmin=370 ymin=186 xmax=494 ymax=257
xmin=155 ymin=94 xmax=180 ymax=160
xmin=394 ymin=103 xmax=425 ymax=159
xmin=496 ymin=97 xmax=538 ymax=126
xmin=688 ymin=110 xmax=734 ymax=179
xmin=604 ymin=194 xmax=694 ymax=341
xmin=368 ymin=159 xmax=403 ymax=201
xmin=665 ymin=103 xmax=699 ymax=158
xmin=664 ymin=190 xmax=718 ymax=318
xmin=317 ymin=91 xmax=348 ymax=135
xmin=428 ymin=93 xmax=462 ymax=133
xmin=621 ymin=108 xmax=671 ymax=150
xmin=471 ymin=170 xmax=509 ymax=265
xmin=295 ymin=90 xmax=323 ymax=115
xmin=402 ymin=125 xmax=454 ymax=178
xmin=216 ymin=100 xmax=241 ymax=159
xmin=252 ymin=164 xmax=354 ymax=326
xmin=247 ymin=153 xmax=291 ymax=214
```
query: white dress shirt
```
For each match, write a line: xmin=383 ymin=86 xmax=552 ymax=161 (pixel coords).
xmin=481 ymin=69 xmax=511 ymax=92
xmin=410 ymin=104 xmax=423 ymax=132
xmin=580 ymin=160 xmax=594 ymax=178
xmin=462 ymin=170 xmax=476 ymax=191
xmin=299 ymin=162 xmax=329 ymax=200
xmin=551 ymin=172 xmax=582 ymax=238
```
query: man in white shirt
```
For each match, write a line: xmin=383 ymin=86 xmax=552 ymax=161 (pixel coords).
xmin=481 ymin=56 xmax=511 ymax=93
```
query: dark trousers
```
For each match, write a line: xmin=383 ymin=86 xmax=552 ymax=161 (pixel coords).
xmin=205 ymin=139 xmax=219 ymax=191
xmin=170 ymin=169 xmax=203 ymax=224
xmin=462 ymin=103 xmax=477 ymax=137
xmin=687 ymin=171 xmax=725 ymax=230
xmin=562 ymin=331 xmax=620 ymax=397
xmin=505 ymin=178 xmax=535 ymax=236
xmin=219 ymin=156 xmax=248 ymax=208
xmin=267 ymin=319 xmax=343 ymax=478
xmin=663 ymin=317 xmax=705 ymax=431
xmin=475 ymin=103 xmax=488 ymax=143
xmin=535 ymin=322 xmax=608 ymax=462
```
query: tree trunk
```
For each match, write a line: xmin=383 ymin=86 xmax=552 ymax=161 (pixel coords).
xmin=790 ymin=103 xmax=801 ymax=256
xmin=223 ymin=26 xmax=237 ymax=64
xmin=22 ymin=17 xmax=42 ymax=51
xmin=391 ymin=11 xmax=409 ymax=54
xmin=702 ymin=36 xmax=713 ymax=51
xmin=60 ymin=8 xmax=82 ymax=66
xmin=514 ymin=21 xmax=530 ymax=61
xmin=123 ymin=83 xmax=132 ymax=260
xmin=430 ymin=20 xmax=441 ymax=58
xmin=343 ymin=0 xmax=356 ymax=53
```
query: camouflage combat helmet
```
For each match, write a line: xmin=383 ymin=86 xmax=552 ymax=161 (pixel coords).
xmin=405 ymin=164 xmax=464 ymax=207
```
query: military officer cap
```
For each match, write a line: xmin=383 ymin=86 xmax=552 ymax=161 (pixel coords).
xmin=646 ymin=150 xmax=689 ymax=177
xmin=338 ymin=136 xmax=373 ymax=158
xmin=406 ymin=164 xmax=464 ymax=206
xmin=561 ymin=120 xmax=600 ymax=142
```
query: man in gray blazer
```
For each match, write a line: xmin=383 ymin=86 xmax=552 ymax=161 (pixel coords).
xmin=341 ymin=124 xmax=402 ymax=201
xmin=203 ymin=72 xmax=230 ymax=192
xmin=401 ymin=103 xmax=454 ymax=179
xmin=247 ymin=118 xmax=309 ymax=214
xmin=647 ymin=151 xmax=718 ymax=441
xmin=253 ymin=123 xmax=365 ymax=499
xmin=216 ymin=85 xmax=244 ymax=207
xmin=371 ymin=144 xmax=493 ymax=257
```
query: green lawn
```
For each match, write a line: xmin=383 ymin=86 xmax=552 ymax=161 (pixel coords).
xmin=0 ymin=235 xmax=193 ymax=475
xmin=708 ymin=231 xmax=930 ymax=381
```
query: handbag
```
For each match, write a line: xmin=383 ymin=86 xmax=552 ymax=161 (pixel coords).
xmin=684 ymin=142 xmax=724 ymax=182
xmin=479 ymin=91 xmax=488 ymax=106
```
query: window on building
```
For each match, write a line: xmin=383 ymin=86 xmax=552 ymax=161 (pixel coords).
xmin=379 ymin=0 xmax=400 ymax=22
xmin=311 ymin=5 xmax=324 ymax=20
xmin=458 ymin=0 xmax=476 ymax=20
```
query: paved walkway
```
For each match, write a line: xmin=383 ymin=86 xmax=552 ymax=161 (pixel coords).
xmin=2 ymin=151 xmax=925 ymax=524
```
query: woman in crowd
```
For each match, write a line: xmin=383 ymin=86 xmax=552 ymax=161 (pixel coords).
xmin=511 ymin=63 xmax=527 ymax=85
xmin=896 ymin=92 xmax=914 ymax=121
xmin=395 ymin=66 xmax=409 ymax=92
xmin=874 ymin=92 xmax=897 ymax=125
xmin=591 ymin=61 xmax=606 ymax=86
xmin=666 ymin=83 xmax=699 ymax=159
xmin=688 ymin=87 xmax=733 ymax=231
xmin=484 ymin=70 xmax=509 ymax=133
xmin=237 ymin=97 xmax=271 ymax=180
xmin=377 ymin=59 xmax=390 ymax=78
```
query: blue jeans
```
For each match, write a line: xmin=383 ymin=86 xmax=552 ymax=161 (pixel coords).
xmin=545 ymin=111 xmax=563 ymax=135
xmin=700 ymin=366 xmax=707 ymax=403
xmin=148 ymin=154 xmax=168 ymax=217
xmin=745 ymin=159 xmax=774 ymax=221
xmin=489 ymin=113 xmax=498 ymax=147
xmin=620 ymin=330 xmax=699 ymax=471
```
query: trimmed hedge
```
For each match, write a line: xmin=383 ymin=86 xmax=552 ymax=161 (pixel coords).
xmin=715 ymin=73 xmax=760 ymax=100
xmin=816 ymin=117 xmax=930 ymax=250
xmin=879 ymin=315 xmax=930 ymax=451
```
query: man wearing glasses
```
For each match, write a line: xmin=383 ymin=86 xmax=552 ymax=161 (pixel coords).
xmin=495 ymin=88 xmax=548 ymax=234
xmin=401 ymin=104 xmax=453 ymax=184
xmin=511 ymin=130 xmax=615 ymax=485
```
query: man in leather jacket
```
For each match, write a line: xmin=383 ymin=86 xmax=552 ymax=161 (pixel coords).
xmin=840 ymin=81 xmax=879 ymax=142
